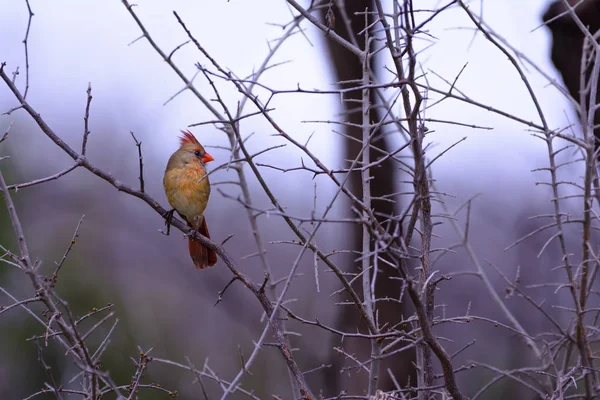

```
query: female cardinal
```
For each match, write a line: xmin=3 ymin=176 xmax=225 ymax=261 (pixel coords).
xmin=163 ymin=130 xmax=217 ymax=269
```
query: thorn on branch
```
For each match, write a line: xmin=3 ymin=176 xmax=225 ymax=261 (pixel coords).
xmin=259 ymin=272 xmax=270 ymax=294
xmin=11 ymin=66 xmax=19 ymax=85
xmin=53 ymin=215 xmax=85 ymax=281
xmin=215 ymin=276 xmax=239 ymax=306
xmin=221 ymin=233 xmax=235 ymax=245
xmin=238 ymin=345 xmax=251 ymax=375
xmin=167 ymin=40 xmax=190 ymax=61
xmin=0 ymin=121 xmax=12 ymax=144
xmin=127 ymin=34 xmax=145 ymax=47
xmin=431 ymin=274 xmax=452 ymax=288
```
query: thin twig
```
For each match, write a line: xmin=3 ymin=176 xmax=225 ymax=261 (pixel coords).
xmin=130 ymin=131 xmax=145 ymax=193
xmin=81 ymin=83 xmax=92 ymax=155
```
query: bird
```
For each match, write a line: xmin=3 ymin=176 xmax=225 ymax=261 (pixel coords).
xmin=163 ymin=130 xmax=217 ymax=269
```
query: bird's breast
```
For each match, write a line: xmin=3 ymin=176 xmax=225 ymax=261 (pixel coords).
xmin=164 ymin=166 xmax=211 ymax=222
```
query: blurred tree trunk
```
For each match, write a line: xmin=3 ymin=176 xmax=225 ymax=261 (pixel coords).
xmin=319 ymin=1 xmax=416 ymax=395
xmin=543 ymin=0 xmax=600 ymax=149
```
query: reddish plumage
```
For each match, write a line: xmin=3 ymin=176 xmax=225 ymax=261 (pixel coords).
xmin=164 ymin=130 xmax=217 ymax=269
xmin=179 ymin=129 xmax=200 ymax=146
xmin=188 ymin=218 xmax=218 ymax=269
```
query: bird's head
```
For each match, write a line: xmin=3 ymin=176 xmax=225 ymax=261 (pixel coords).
xmin=177 ymin=130 xmax=214 ymax=166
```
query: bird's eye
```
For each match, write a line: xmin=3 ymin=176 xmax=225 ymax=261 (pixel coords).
xmin=194 ymin=150 xmax=201 ymax=156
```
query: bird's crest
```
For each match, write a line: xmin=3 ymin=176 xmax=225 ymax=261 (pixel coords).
xmin=179 ymin=130 xmax=200 ymax=147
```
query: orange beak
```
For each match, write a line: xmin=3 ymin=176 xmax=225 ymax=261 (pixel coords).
xmin=202 ymin=153 xmax=214 ymax=163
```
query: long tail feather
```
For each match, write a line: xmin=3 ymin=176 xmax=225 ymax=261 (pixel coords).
xmin=188 ymin=218 xmax=217 ymax=269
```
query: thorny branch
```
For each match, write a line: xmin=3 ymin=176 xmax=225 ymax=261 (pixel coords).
xmin=0 ymin=58 xmax=315 ymax=400
xmin=0 ymin=169 xmax=101 ymax=398
xmin=3 ymin=0 xmax=600 ymax=399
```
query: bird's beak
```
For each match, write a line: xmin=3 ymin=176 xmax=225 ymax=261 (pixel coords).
xmin=202 ymin=153 xmax=214 ymax=163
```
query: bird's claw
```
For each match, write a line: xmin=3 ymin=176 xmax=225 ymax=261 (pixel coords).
xmin=185 ymin=229 xmax=199 ymax=239
xmin=162 ymin=209 xmax=175 ymax=236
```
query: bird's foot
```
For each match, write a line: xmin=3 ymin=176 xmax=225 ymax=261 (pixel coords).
xmin=184 ymin=229 xmax=199 ymax=240
xmin=160 ymin=209 xmax=176 ymax=236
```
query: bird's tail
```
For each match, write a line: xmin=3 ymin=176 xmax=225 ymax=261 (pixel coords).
xmin=188 ymin=217 xmax=218 ymax=269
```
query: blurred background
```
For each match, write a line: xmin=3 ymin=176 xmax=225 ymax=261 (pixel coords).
xmin=0 ymin=0 xmax=588 ymax=398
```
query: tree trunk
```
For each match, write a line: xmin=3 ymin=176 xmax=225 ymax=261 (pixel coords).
xmin=319 ymin=1 xmax=416 ymax=395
